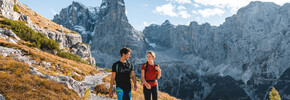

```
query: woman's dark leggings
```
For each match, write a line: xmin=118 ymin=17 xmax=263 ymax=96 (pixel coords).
xmin=143 ymin=85 xmax=158 ymax=100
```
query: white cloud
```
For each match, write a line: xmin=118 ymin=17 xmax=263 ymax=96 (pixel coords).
xmin=195 ymin=17 xmax=201 ymax=21
xmin=154 ymin=3 xmax=178 ymax=17
xmin=193 ymin=0 xmax=290 ymax=13
xmin=171 ymin=0 xmax=192 ymax=4
xmin=143 ymin=21 xmax=156 ymax=26
xmin=197 ymin=8 xmax=225 ymax=18
xmin=50 ymin=9 xmax=57 ymax=15
xmin=192 ymin=10 xmax=198 ymax=14
xmin=179 ymin=11 xmax=191 ymax=19
xmin=177 ymin=6 xmax=186 ymax=10
xmin=126 ymin=10 xmax=128 ymax=15
xmin=193 ymin=3 xmax=200 ymax=7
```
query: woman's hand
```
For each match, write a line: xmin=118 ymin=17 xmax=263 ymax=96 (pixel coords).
xmin=155 ymin=64 xmax=162 ymax=79
xmin=155 ymin=64 xmax=161 ymax=72
xmin=145 ymin=83 xmax=151 ymax=89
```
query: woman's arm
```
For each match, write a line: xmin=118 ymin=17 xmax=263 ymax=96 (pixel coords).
xmin=141 ymin=69 xmax=151 ymax=89
xmin=156 ymin=64 xmax=161 ymax=79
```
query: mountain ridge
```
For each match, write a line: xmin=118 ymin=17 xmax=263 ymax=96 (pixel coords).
xmin=53 ymin=0 xmax=290 ymax=100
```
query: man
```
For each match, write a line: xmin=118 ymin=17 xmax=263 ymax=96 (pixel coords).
xmin=109 ymin=47 xmax=138 ymax=100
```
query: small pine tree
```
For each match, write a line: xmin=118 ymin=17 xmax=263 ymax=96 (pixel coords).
xmin=269 ymin=87 xmax=281 ymax=100
xmin=13 ymin=5 xmax=19 ymax=12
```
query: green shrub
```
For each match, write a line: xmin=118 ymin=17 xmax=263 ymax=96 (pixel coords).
xmin=104 ymin=69 xmax=112 ymax=72
xmin=13 ymin=5 xmax=18 ymax=12
xmin=57 ymin=51 xmax=88 ymax=64
xmin=71 ymin=31 xmax=78 ymax=34
xmin=0 ymin=18 xmax=59 ymax=51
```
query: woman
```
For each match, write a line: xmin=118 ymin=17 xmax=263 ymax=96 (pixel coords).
xmin=141 ymin=51 xmax=161 ymax=100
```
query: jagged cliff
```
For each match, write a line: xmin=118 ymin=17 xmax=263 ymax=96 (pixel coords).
xmin=53 ymin=1 xmax=98 ymax=43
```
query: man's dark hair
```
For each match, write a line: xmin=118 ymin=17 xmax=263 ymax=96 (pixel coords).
xmin=120 ymin=47 xmax=132 ymax=56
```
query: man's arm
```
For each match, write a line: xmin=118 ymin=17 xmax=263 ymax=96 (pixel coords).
xmin=131 ymin=71 xmax=137 ymax=91
xmin=109 ymin=72 xmax=116 ymax=98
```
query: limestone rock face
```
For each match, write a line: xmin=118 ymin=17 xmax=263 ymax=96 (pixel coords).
xmin=0 ymin=0 xmax=20 ymax=20
xmin=53 ymin=1 xmax=98 ymax=43
xmin=90 ymin=0 xmax=145 ymax=67
xmin=71 ymin=43 xmax=96 ymax=65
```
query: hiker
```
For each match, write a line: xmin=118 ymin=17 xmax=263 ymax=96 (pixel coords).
xmin=141 ymin=51 xmax=161 ymax=100
xmin=109 ymin=47 xmax=137 ymax=100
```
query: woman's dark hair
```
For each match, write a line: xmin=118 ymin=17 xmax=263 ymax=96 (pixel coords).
xmin=120 ymin=47 xmax=132 ymax=56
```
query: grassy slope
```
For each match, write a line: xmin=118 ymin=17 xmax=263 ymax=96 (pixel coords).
xmin=16 ymin=1 xmax=77 ymax=34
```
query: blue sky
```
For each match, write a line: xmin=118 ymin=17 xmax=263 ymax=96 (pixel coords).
xmin=18 ymin=0 xmax=290 ymax=31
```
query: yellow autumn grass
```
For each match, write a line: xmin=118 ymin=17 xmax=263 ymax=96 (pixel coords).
xmin=16 ymin=1 xmax=77 ymax=34
xmin=0 ymin=38 xmax=99 ymax=81
xmin=0 ymin=55 xmax=79 ymax=99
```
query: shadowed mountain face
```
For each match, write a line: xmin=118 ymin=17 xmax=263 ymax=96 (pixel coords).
xmin=54 ymin=0 xmax=290 ymax=99
xmin=53 ymin=1 xmax=98 ymax=43
xmin=89 ymin=0 xmax=146 ymax=67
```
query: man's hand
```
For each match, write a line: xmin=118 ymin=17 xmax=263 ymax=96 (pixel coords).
xmin=134 ymin=84 xmax=138 ymax=91
xmin=109 ymin=72 xmax=116 ymax=98
xmin=109 ymin=89 xmax=113 ymax=98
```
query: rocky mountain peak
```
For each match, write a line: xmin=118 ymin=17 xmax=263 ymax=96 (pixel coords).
xmin=162 ymin=20 xmax=173 ymax=26
xmin=98 ymin=0 xmax=128 ymax=23
xmin=90 ymin=0 xmax=145 ymax=67
xmin=53 ymin=1 xmax=98 ymax=43
xmin=71 ymin=1 xmax=86 ymax=8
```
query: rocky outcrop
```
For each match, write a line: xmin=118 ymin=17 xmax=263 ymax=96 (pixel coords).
xmin=0 ymin=94 xmax=5 ymax=100
xmin=71 ymin=42 xmax=96 ymax=65
xmin=0 ymin=0 xmax=31 ymax=24
xmin=0 ymin=0 xmax=96 ymax=65
xmin=90 ymin=0 xmax=145 ymax=67
xmin=3 ymin=29 xmax=20 ymax=40
xmin=0 ymin=28 xmax=8 ymax=39
xmin=25 ymin=23 xmax=82 ymax=49
xmin=53 ymin=1 xmax=98 ymax=43
xmin=0 ymin=0 xmax=20 ymax=20
xmin=27 ymin=24 xmax=96 ymax=65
